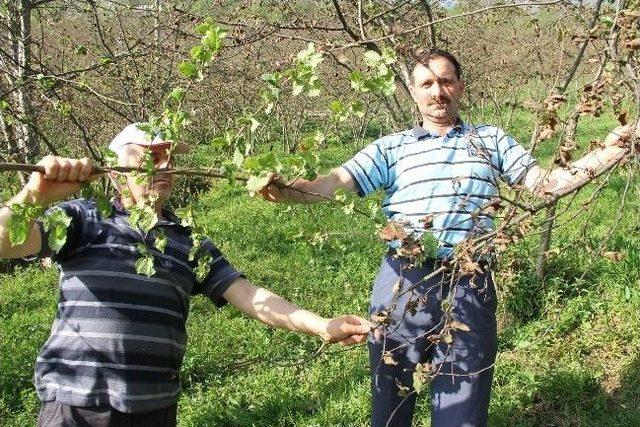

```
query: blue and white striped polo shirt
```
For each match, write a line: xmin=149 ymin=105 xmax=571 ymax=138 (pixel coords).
xmin=34 ymin=198 xmax=242 ymax=413
xmin=342 ymin=122 xmax=536 ymax=258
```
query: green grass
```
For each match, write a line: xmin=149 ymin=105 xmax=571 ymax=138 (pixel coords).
xmin=1 ymin=116 xmax=639 ymax=426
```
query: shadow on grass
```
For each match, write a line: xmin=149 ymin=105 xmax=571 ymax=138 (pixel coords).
xmin=182 ymin=362 xmax=368 ymax=427
xmin=490 ymin=354 xmax=640 ymax=427
xmin=500 ymin=256 xmax=603 ymax=326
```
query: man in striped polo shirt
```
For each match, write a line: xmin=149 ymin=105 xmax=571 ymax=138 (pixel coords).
xmin=0 ymin=124 xmax=372 ymax=426
xmin=259 ymin=48 xmax=633 ymax=426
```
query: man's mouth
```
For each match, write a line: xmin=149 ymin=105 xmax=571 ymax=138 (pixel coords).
xmin=429 ymin=99 xmax=449 ymax=107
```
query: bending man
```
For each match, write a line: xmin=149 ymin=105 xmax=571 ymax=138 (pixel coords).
xmin=0 ymin=123 xmax=371 ymax=427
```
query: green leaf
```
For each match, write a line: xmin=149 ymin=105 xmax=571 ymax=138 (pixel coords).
xmin=190 ymin=45 xmax=212 ymax=64
xmin=349 ymin=71 xmax=366 ymax=92
xmin=329 ymin=100 xmax=345 ymax=114
xmin=261 ymin=72 xmax=281 ymax=90
xmin=201 ymin=26 xmax=227 ymax=54
xmin=135 ymin=122 xmax=154 ymax=133
xmin=292 ymin=81 xmax=305 ymax=96
xmin=421 ymin=232 xmax=439 ymax=259
xmin=195 ymin=21 xmax=212 ymax=36
xmin=368 ymin=200 xmax=380 ymax=219
xmin=210 ymin=136 xmax=228 ymax=148
xmin=380 ymin=46 xmax=397 ymax=64
xmin=135 ymin=251 xmax=156 ymax=277
xmin=175 ymin=206 xmax=196 ymax=228
xmin=179 ymin=60 xmax=199 ymax=79
xmin=363 ymin=50 xmax=382 ymax=67
xmin=413 ymin=371 xmax=423 ymax=394
xmin=128 ymin=202 xmax=158 ymax=234
xmin=306 ymin=84 xmax=321 ymax=97
xmin=350 ymin=100 xmax=365 ymax=118
xmin=245 ymin=175 xmax=271 ymax=196
xmin=188 ymin=231 xmax=204 ymax=262
xmin=296 ymin=43 xmax=323 ymax=68
xmin=8 ymin=205 xmax=30 ymax=246
xmin=168 ymin=87 xmax=186 ymax=103
xmin=264 ymin=102 xmax=275 ymax=115
xmin=233 ymin=148 xmax=245 ymax=168
xmin=194 ymin=254 xmax=212 ymax=282
xmin=342 ymin=203 xmax=355 ymax=215
xmin=600 ymin=16 xmax=615 ymax=29
xmin=8 ymin=204 xmax=44 ymax=247
xmin=154 ymin=229 xmax=167 ymax=253
xmin=249 ymin=117 xmax=260 ymax=133
xmin=42 ymin=208 xmax=72 ymax=253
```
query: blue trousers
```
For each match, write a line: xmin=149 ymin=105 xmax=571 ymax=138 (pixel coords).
xmin=369 ymin=254 xmax=498 ymax=427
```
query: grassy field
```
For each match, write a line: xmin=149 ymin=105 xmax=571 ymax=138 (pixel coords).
xmin=1 ymin=118 xmax=640 ymax=426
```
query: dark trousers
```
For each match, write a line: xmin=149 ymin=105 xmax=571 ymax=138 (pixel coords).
xmin=369 ymin=255 xmax=498 ymax=427
xmin=37 ymin=401 xmax=177 ymax=427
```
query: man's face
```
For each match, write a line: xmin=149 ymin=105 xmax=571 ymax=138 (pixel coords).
xmin=117 ymin=144 xmax=174 ymax=204
xmin=409 ymin=56 xmax=464 ymax=125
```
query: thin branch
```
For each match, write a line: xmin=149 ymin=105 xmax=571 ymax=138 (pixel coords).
xmin=332 ymin=0 xmax=566 ymax=51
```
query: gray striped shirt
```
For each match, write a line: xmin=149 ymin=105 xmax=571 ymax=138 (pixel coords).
xmin=34 ymin=198 xmax=242 ymax=413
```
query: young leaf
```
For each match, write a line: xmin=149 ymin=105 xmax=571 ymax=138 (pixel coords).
xmin=194 ymin=254 xmax=212 ymax=282
xmin=363 ymin=50 xmax=382 ymax=67
xmin=8 ymin=204 xmax=44 ymax=247
xmin=249 ymin=117 xmax=260 ymax=133
xmin=8 ymin=205 xmax=31 ymax=246
xmin=129 ymin=202 xmax=158 ymax=234
xmin=245 ymin=175 xmax=272 ymax=196
xmin=154 ymin=229 xmax=167 ymax=253
xmin=135 ymin=252 xmax=156 ymax=277
xmin=42 ymin=208 xmax=72 ymax=253
xmin=178 ymin=60 xmax=199 ymax=79
xmin=233 ymin=148 xmax=245 ymax=168
xmin=175 ymin=206 xmax=196 ymax=228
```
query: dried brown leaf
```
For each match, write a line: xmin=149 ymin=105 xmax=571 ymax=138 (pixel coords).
xmin=449 ymin=320 xmax=471 ymax=332
xmin=383 ymin=351 xmax=398 ymax=365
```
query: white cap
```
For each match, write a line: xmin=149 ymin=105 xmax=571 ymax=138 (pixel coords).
xmin=108 ymin=123 xmax=189 ymax=154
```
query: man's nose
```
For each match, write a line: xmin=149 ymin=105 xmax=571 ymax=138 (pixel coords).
xmin=430 ymin=81 xmax=445 ymax=97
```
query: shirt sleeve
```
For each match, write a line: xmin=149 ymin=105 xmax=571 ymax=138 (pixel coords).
xmin=495 ymin=128 xmax=538 ymax=186
xmin=192 ymin=238 xmax=243 ymax=307
xmin=341 ymin=139 xmax=390 ymax=196
xmin=35 ymin=199 xmax=89 ymax=261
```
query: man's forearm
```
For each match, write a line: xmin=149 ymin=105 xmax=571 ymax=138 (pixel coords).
xmin=280 ymin=176 xmax=340 ymax=204
xmin=223 ymin=278 xmax=330 ymax=339
xmin=542 ymin=145 xmax=627 ymax=196
xmin=263 ymin=167 xmax=358 ymax=204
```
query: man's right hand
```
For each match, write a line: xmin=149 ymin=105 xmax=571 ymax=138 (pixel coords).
xmin=257 ymin=173 xmax=288 ymax=203
xmin=22 ymin=156 xmax=94 ymax=207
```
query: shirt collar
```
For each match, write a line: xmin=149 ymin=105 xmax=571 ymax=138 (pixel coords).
xmin=412 ymin=117 xmax=465 ymax=140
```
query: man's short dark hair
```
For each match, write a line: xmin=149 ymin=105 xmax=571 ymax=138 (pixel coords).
xmin=407 ymin=48 xmax=462 ymax=83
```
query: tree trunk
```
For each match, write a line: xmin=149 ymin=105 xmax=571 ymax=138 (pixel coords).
xmin=11 ymin=0 xmax=38 ymax=160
